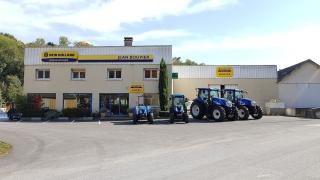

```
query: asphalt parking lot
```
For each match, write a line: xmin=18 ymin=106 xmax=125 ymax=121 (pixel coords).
xmin=0 ymin=116 xmax=320 ymax=180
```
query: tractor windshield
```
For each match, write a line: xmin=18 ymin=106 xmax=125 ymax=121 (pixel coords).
xmin=210 ymin=90 xmax=219 ymax=99
xmin=173 ymin=97 xmax=184 ymax=106
xmin=235 ymin=90 xmax=245 ymax=100
xmin=223 ymin=90 xmax=234 ymax=102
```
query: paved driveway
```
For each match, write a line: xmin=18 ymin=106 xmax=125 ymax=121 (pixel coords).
xmin=0 ymin=116 xmax=320 ymax=180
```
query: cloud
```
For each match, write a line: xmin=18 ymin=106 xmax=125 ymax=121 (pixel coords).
xmin=0 ymin=0 xmax=237 ymax=35
xmin=174 ymin=25 xmax=320 ymax=68
xmin=134 ymin=29 xmax=191 ymax=41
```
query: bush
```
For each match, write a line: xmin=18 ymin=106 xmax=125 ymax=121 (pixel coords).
xmin=62 ymin=108 xmax=91 ymax=117
xmin=44 ymin=110 xmax=61 ymax=120
xmin=15 ymin=95 xmax=44 ymax=117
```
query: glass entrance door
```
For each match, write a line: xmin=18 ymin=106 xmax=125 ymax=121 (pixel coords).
xmin=100 ymin=94 xmax=129 ymax=116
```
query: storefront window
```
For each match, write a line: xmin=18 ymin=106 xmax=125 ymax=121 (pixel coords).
xmin=27 ymin=93 xmax=56 ymax=109
xmin=63 ymin=93 xmax=92 ymax=112
xmin=100 ymin=94 xmax=129 ymax=116
xmin=144 ymin=93 xmax=159 ymax=106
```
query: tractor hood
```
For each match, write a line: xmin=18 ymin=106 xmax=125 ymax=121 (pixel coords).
xmin=134 ymin=105 xmax=152 ymax=115
xmin=212 ymin=97 xmax=233 ymax=107
xmin=239 ymin=98 xmax=256 ymax=107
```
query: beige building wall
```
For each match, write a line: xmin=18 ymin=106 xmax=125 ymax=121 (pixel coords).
xmin=173 ymin=78 xmax=278 ymax=108
xmin=24 ymin=64 xmax=172 ymax=111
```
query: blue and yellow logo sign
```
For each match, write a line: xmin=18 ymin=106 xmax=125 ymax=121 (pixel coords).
xmin=41 ymin=51 xmax=154 ymax=63
xmin=41 ymin=51 xmax=78 ymax=62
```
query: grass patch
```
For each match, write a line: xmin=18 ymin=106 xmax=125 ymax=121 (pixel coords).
xmin=0 ymin=141 xmax=12 ymax=156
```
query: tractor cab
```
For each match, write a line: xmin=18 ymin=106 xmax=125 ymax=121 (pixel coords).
xmin=221 ymin=89 xmax=263 ymax=120
xmin=169 ymin=94 xmax=188 ymax=123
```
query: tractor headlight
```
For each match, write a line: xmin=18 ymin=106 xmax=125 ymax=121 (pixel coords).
xmin=251 ymin=101 xmax=256 ymax=107
xmin=226 ymin=100 xmax=233 ymax=107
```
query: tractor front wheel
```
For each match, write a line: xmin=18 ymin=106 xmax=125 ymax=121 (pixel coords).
xmin=238 ymin=106 xmax=249 ymax=120
xmin=169 ymin=113 xmax=174 ymax=124
xmin=228 ymin=108 xmax=239 ymax=121
xmin=211 ymin=106 xmax=226 ymax=122
xmin=183 ymin=113 xmax=189 ymax=123
xmin=252 ymin=106 xmax=263 ymax=119
xmin=148 ymin=113 xmax=154 ymax=124
xmin=190 ymin=101 xmax=205 ymax=120
xmin=133 ymin=114 xmax=138 ymax=124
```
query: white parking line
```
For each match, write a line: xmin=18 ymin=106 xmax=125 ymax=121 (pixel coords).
xmin=70 ymin=120 xmax=75 ymax=123
xmin=304 ymin=124 xmax=320 ymax=127
xmin=16 ymin=119 xmax=22 ymax=123
xmin=98 ymin=120 xmax=101 ymax=125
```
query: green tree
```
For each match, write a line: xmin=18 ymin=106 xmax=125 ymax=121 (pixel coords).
xmin=158 ymin=58 xmax=169 ymax=111
xmin=4 ymin=75 xmax=23 ymax=102
xmin=59 ymin=36 xmax=70 ymax=47
xmin=0 ymin=33 xmax=24 ymax=83
xmin=172 ymin=57 xmax=205 ymax=65
xmin=73 ymin=41 xmax=93 ymax=47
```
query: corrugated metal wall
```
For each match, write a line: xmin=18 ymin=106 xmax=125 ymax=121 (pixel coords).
xmin=172 ymin=65 xmax=277 ymax=79
xmin=24 ymin=46 xmax=172 ymax=65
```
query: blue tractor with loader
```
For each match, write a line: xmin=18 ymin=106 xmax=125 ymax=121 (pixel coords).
xmin=190 ymin=88 xmax=238 ymax=121
xmin=132 ymin=96 xmax=154 ymax=124
xmin=169 ymin=94 xmax=189 ymax=124
xmin=221 ymin=89 xmax=263 ymax=120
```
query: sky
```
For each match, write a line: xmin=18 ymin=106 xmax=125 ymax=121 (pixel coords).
xmin=1 ymin=0 xmax=320 ymax=69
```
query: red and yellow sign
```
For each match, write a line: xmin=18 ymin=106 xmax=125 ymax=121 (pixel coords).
xmin=216 ymin=66 xmax=234 ymax=78
xmin=128 ymin=84 xmax=144 ymax=93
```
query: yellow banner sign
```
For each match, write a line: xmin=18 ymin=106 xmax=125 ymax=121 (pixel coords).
xmin=41 ymin=51 xmax=78 ymax=62
xmin=216 ymin=66 xmax=234 ymax=78
xmin=128 ymin=84 xmax=144 ymax=94
xmin=78 ymin=55 xmax=154 ymax=62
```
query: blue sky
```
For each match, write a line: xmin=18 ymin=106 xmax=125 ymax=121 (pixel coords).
xmin=1 ymin=0 xmax=319 ymax=68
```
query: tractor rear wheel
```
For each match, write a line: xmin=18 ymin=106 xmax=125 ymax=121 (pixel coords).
xmin=211 ymin=106 xmax=226 ymax=122
xmin=252 ymin=106 xmax=263 ymax=119
xmin=238 ymin=106 xmax=249 ymax=120
xmin=148 ymin=113 xmax=154 ymax=124
xmin=190 ymin=101 xmax=205 ymax=120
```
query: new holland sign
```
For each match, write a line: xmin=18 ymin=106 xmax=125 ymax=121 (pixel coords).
xmin=128 ymin=84 xmax=144 ymax=94
xmin=216 ymin=66 xmax=234 ymax=78
xmin=41 ymin=51 xmax=78 ymax=62
xmin=41 ymin=51 xmax=154 ymax=63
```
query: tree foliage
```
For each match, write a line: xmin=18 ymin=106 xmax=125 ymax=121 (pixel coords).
xmin=73 ymin=41 xmax=93 ymax=47
xmin=4 ymin=75 xmax=23 ymax=102
xmin=159 ymin=58 xmax=169 ymax=111
xmin=59 ymin=36 xmax=71 ymax=47
xmin=172 ymin=57 xmax=205 ymax=65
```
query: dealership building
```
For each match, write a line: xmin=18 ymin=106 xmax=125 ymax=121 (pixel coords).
xmin=24 ymin=37 xmax=281 ymax=116
xmin=24 ymin=38 xmax=172 ymax=116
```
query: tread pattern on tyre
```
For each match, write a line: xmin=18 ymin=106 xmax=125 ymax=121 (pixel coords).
xmin=190 ymin=101 xmax=205 ymax=120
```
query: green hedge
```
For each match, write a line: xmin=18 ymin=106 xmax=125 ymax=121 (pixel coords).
xmin=62 ymin=108 xmax=91 ymax=117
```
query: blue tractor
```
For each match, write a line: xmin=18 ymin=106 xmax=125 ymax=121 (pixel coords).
xmin=190 ymin=88 xmax=238 ymax=121
xmin=221 ymin=89 xmax=263 ymax=120
xmin=169 ymin=94 xmax=189 ymax=124
xmin=132 ymin=96 xmax=154 ymax=124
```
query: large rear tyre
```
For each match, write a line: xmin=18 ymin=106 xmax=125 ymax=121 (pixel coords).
xmin=252 ymin=106 xmax=263 ymax=119
xmin=190 ymin=101 xmax=205 ymax=120
xmin=238 ymin=106 xmax=249 ymax=120
xmin=211 ymin=106 xmax=226 ymax=122
xmin=148 ymin=113 xmax=154 ymax=124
